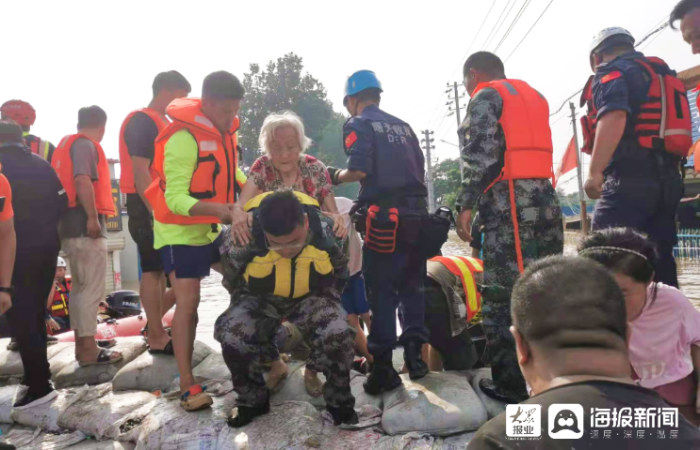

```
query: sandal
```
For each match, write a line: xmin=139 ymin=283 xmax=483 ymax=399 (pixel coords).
xmin=97 ymin=339 xmax=117 ymax=348
xmin=148 ymin=339 xmax=174 ymax=355
xmin=180 ymin=384 xmax=213 ymax=412
xmin=78 ymin=348 xmax=123 ymax=367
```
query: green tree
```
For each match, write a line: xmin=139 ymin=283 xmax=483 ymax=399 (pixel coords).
xmin=432 ymin=158 xmax=462 ymax=208
xmin=239 ymin=52 xmax=358 ymax=199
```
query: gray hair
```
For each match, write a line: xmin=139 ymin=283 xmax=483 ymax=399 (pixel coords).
xmin=258 ymin=111 xmax=312 ymax=155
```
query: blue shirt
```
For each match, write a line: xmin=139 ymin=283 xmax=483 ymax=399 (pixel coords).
xmin=592 ymin=51 xmax=680 ymax=176
xmin=343 ymin=104 xmax=427 ymax=204
xmin=0 ymin=143 xmax=67 ymax=251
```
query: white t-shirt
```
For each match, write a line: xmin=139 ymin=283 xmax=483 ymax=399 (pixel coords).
xmin=628 ymin=282 xmax=700 ymax=388
xmin=335 ymin=197 xmax=363 ymax=276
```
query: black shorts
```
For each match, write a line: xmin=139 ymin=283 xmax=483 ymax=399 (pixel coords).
xmin=126 ymin=194 xmax=162 ymax=273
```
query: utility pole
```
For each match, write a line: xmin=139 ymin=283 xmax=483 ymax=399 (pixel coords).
xmin=569 ymin=102 xmax=589 ymax=234
xmin=421 ymin=129 xmax=436 ymax=213
xmin=446 ymin=82 xmax=466 ymax=182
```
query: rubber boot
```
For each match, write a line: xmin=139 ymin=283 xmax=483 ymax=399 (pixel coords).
xmin=363 ymin=353 xmax=401 ymax=395
xmin=326 ymin=405 xmax=359 ymax=426
xmin=403 ymin=341 xmax=429 ymax=380
xmin=227 ymin=392 xmax=270 ymax=428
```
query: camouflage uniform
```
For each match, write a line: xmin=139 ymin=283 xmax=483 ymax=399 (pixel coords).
xmin=215 ymin=215 xmax=356 ymax=409
xmin=458 ymin=87 xmax=563 ymax=399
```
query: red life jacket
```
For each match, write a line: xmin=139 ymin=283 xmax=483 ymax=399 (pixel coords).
xmin=118 ymin=108 xmax=169 ymax=194
xmin=580 ymin=56 xmax=693 ymax=158
xmin=49 ymin=278 xmax=71 ymax=318
xmin=472 ymin=79 xmax=554 ymax=273
xmin=51 ymin=134 xmax=116 ymax=215
xmin=145 ymin=98 xmax=240 ymax=225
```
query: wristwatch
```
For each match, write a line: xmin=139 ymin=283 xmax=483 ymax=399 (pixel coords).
xmin=0 ymin=286 xmax=14 ymax=295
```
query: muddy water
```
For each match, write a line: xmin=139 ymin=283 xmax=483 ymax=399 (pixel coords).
xmin=195 ymin=231 xmax=700 ymax=348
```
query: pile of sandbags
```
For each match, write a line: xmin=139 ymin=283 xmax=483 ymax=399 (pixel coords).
xmin=468 ymin=367 xmax=507 ymax=419
xmin=381 ymin=372 xmax=488 ymax=436
xmin=113 ymin=340 xmax=212 ymax=392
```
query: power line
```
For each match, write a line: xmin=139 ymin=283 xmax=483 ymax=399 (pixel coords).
xmin=505 ymin=0 xmax=556 ymax=62
xmin=482 ymin=0 xmax=516 ymax=49
xmin=460 ymin=1 xmax=498 ymax=63
xmin=494 ymin=0 xmax=533 ymax=52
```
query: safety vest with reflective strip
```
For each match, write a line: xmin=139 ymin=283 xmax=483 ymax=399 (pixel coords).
xmin=24 ymin=132 xmax=51 ymax=160
xmin=50 ymin=278 xmax=71 ymax=318
xmin=145 ymin=98 xmax=243 ymax=225
xmin=242 ymin=191 xmax=334 ymax=299
xmin=429 ymin=255 xmax=483 ymax=322
xmin=51 ymin=134 xmax=116 ymax=215
xmin=118 ymin=108 xmax=169 ymax=194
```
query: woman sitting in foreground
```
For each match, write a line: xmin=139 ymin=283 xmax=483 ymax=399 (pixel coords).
xmin=230 ymin=111 xmax=346 ymax=397
xmin=579 ymin=227 xmax=700 ymax=420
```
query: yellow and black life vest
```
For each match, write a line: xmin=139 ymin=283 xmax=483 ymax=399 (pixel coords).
xmin=242 ymin=191 xmax=334 ymax=299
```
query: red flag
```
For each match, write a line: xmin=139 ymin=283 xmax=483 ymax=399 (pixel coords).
xmin=554 ymin=137 xmax=578 ymax=188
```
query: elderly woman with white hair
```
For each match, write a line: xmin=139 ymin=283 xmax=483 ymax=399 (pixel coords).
xmin=231 ymin=111 xmax=345 ymax=243
xmin=230 ymin=111 xmax=345 ymax=397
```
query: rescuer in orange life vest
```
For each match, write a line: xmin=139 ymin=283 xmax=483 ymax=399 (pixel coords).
xmin=455 ymin=51 xmax=563 ymax=404
xmin=0 ymin=100 xmax=55 ymax=161
xmin=582 ymin=28 xmax=691 ymax=287
xmin=118 ymin=71 xmax=191 ymax=355
xmin=46 ymin=256 xmax=71 ymax=334
xmin=52 ymin=105 xmax=122 ymax=367
xmin=144 ymin=71 xmax=243 ymax=412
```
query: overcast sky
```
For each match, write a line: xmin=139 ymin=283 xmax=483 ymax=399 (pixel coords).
xmin=2 ymin=0 xmax=695 ymax=193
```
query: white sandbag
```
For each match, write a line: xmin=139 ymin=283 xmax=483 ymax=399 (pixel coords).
xmin=0 ymin=385 xmax=20 ymax=423
xmin=192 ymin=351 xmax=228 ymax=382
xmin=112 ymin=340 xmax=212 ymax=392
xmin=442 ymin=431 xmax=477 ymax=449
xmin=57 ymin=385 xmax=156 ymax=441
xmin=350 ymin=370 xmax=383 ymax=411
xmin=53 ymin=337 xmax=147 ymax=388
xmin=317 ymin=426 xmax=384 ymax=450
xmin=10 ymin=385 xmax=94 ymax=433
xmin=0 ymin=427 xmax=86 ymax=449
xmin=0 ymin=338 xmax=23 ymax=378
xmin=48 ymin=344 xmax=79 ymax=378
xmin=135 ymin=391 xmax=235 ymax=449
xmin=468 ymin=367 xmax=506 ymax=419
xmin=270 ymin=362 xmax=326 ymax=408
xmin=374 ymin=432 xmax=442 ymax=450
xmin=214 ymin=401 xmax=324 ymax=450
xmin=69 ymin=439 xmax=136 ymax=449
xmin=381 ymin=372 xmax=488 ymax=436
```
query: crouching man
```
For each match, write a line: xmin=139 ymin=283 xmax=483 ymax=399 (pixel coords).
xmin=215 ymin=190 xmax=357 ymax=427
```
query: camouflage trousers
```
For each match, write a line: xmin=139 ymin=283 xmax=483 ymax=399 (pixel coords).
xmin=481 ymin=210 xmax=563 ymax=399
xmin=214 ymin=293 xmax=356 ymax=409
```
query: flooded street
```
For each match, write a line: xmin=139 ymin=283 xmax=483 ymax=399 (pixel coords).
xmin=195 ymin=231 xmax=700 ymax=348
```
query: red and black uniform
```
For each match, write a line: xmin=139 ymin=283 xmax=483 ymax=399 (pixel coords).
xmin=589 ymin=51 xmax=686 ymax=287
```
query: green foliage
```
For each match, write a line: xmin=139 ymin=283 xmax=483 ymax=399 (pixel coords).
xmin=239 ymin=52 xmax=358 ymax=199
xmin=432 ymin=158 xmax=462 ymax=209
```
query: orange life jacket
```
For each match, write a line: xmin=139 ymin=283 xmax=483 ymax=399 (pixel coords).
xmin=145 ymin=98 xmax=240 ymax=225
xmin=580 ymin=56 xmax=692 ymax=158
xmin=49 ymin=278 xmax=71 ymax=318
xmin=51 ymin=134 xmax=116 ymax=215
xmin=118 ymin=108 xmax=169 ymax=194
xmin=429 ymin=255 xmax=483 ymax=322
xmin=472 ymin=79 xmax=554 ymax=273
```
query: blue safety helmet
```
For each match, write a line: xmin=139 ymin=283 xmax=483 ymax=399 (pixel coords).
xmin=344 ymin=70 xmax=383 ymax=99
